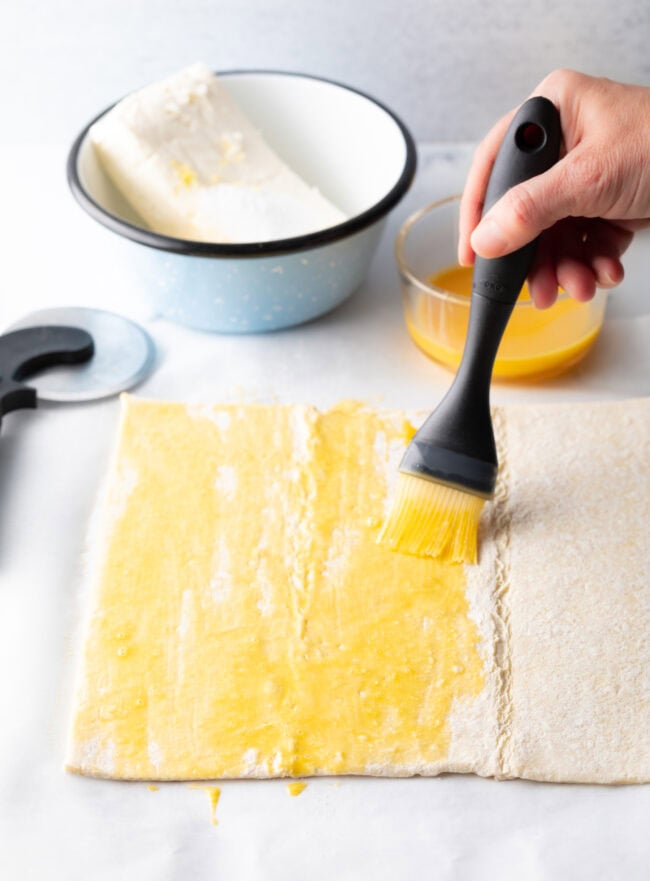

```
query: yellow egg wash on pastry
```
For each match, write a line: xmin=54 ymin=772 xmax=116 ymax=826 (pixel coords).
xmin=67 ymin=397 xmax=484 ymax=780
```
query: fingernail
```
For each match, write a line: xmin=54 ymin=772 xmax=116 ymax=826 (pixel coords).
xmin=471 ymin=217 xmax=509 ymax=257
xmin=596 ymin=270 xmax=618 ymax=290
xmin=602 ymin=272 xmax=616 ymax=287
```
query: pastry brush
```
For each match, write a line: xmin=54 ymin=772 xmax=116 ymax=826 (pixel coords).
xmin=380 ymin=96 xmax=561 ymax=563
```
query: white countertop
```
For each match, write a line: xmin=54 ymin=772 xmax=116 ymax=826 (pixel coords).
xmin=1 ymin=142 xmax=649 ymax=881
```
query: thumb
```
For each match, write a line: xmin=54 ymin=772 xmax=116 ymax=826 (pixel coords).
xmin=470 ymin=151 xmax=587 ymax=258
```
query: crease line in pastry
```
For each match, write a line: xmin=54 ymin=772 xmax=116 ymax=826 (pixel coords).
xmin=284 ymin=405 xmax=320 ymax=774
xmin=491 ymin=406 xmax=514 ymax=778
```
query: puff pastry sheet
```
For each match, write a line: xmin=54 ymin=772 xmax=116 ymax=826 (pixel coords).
xmin=67 ymin=396 xmax=650 ymax=784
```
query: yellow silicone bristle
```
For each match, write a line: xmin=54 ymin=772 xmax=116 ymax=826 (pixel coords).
xmin=378 ymin=473 xmax=486 ymax=564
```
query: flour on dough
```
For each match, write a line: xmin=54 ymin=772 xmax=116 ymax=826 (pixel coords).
xmin=66 ymin=396 xmax=650 ymax=784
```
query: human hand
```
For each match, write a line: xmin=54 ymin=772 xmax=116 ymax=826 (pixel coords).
xmin=458 ymin=70 xmax=650 ymax=308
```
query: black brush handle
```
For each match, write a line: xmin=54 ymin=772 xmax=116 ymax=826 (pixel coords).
xmin=449 ymin=96 xmax=561 ymax=479
xmin=402 ymin=97 xmax=561 ymax=497
xmin=471 ymin=96 xmax=562 ymax=307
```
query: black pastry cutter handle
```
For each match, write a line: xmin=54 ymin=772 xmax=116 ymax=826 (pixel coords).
xmin=0 ymin=326 xmax=94 ymax=431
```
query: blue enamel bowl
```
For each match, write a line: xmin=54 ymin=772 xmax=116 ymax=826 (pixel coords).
xmin=67 ymin=70 xmax=416 ymax=333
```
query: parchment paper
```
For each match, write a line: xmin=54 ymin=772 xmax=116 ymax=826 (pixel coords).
xmin=1 ymin=144 xmax=649 ymax=881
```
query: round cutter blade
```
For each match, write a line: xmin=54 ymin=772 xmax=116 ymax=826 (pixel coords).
xmin=8 ymin=307 xmax=156 ymax=402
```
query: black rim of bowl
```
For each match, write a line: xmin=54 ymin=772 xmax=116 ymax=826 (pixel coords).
xmin=67 ymin=69 xmax=418 ymax=259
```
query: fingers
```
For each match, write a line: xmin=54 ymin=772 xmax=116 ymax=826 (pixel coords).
xmin=603 ymin=219 xmax=640 ymax=247
xmin=527 ymin=218 xmax=633 ymax=307
xmin=591 ymin=254 xmax=624 ymax=288
xmin=458 ymin=70 xmax=576 ymax=266
xmin=463 ymin=68 xmax=650 ymax=262
xmin=529 ymin=256 xmax=598 ymax=307
xmin=470 ymin=152 xmax=583 ymax=258
xmin=458 ymin=68 xmax=648 ymax=307
xmin=527 ymin=235 xmax=559 ymax=309
xmin=612 ymin=218 xmax=650 ymax=234
xmin=581 ymin=221 xmax=632 ymax=287
xmin=555 ymin=257 xmax=597 ymax=303
xmin=458 ymin=109 xmax=516 ymax=266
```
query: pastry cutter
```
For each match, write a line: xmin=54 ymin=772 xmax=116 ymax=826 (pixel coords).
xmin=0 ymin=307 xmax=155 ymax=432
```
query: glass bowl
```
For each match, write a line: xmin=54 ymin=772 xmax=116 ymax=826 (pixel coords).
xmin=396 ymin=195 xmax=607 ymax=380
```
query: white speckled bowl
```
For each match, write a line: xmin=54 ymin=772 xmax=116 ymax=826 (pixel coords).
xmin=68 ymin=70 xmax=416 ymax=333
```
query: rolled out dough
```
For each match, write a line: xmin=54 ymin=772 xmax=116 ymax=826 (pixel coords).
xmin=66 ymin=396 xmax=650 ymax=784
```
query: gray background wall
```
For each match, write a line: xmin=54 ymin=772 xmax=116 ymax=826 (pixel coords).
xmin=2 ymin=0 xmax=649 ymax=145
